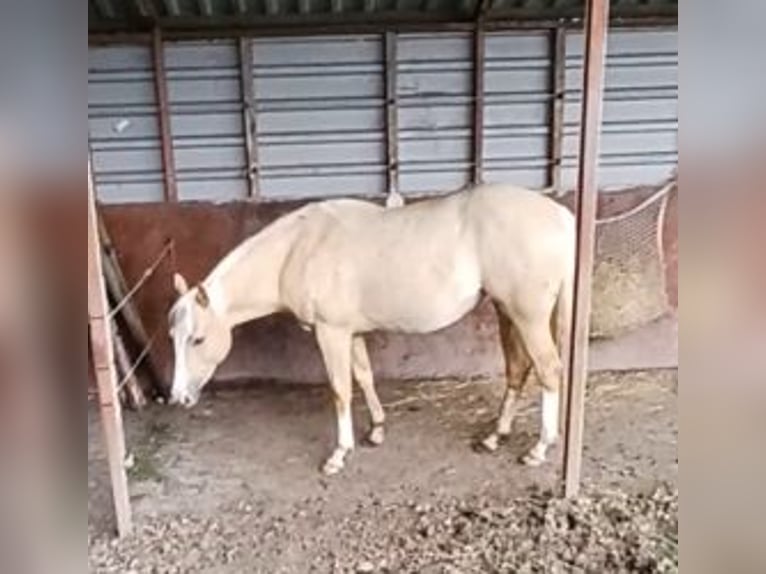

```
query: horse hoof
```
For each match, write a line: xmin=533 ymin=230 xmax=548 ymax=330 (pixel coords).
xmin=321 ymin=460 xmax=344 ymax=476
xmin=521 ymin=452 xmax=545 ymax=467
xmin=365 ymin=426 xmax=385 ymax=447
xmin=479 ymin=434 xmax=500 ymax=453
xmin=476 ymin=432 xmax=508 ymax=453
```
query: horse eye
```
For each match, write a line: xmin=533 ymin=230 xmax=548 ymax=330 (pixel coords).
xmin=191 ymin=336 xmax=205 ymax=347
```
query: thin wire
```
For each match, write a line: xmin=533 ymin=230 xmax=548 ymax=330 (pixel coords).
xmin=116 ymin=329 xmax=160 ymax=393
xmin=595 ymin=179 xmax=675 ymax=226
xmin=107 ymin=241 xmax=173 ymax=322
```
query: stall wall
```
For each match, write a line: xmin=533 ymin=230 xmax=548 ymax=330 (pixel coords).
xmin=89 ymin=28 xmax=677 ymax=202
xmin=561 ymin=29 xmax=678 ymax=188
xmin=88 ymin=27 xmax=678 ymax=385
xmin=99 ymin=185 xmax=676 ymax=386
xmin=88 ymin=45 xmax=164 ymax=203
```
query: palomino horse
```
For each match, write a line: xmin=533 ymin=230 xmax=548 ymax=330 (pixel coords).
xmin=169 ymin=183 xmax=575 ymax=475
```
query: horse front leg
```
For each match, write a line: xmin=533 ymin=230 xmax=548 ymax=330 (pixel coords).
xmin=352 ymin=336 xmax=386 ymax=446
xmin=315 ymin=323 xmax=354 ymax=475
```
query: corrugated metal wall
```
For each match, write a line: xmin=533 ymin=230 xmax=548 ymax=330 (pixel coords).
xmin=483 ymin=31 xmax=552 ymax=188
xmin=562 ymin=28 xmax=678 ymax=188
xmin=88 ymin=27 xmax=677 ymax=204
xmin=164 ymin=40 xmax=248 ymax=202
xmin=397 ymin=33 xmax=473 ymax=193
xmin=253 ymin=35 xmax=386 ymax=200
xmin=88 ymin=46 xmax=163 ymax=203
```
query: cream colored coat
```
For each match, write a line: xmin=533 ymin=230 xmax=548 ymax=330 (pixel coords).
xmin=170 ymin=183 xmax=575 ymax=475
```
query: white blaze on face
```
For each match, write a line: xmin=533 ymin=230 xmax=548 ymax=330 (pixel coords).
xmin=170 ymin=298 xmax=195 ymax=406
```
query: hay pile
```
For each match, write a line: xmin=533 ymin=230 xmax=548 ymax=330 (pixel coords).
xmin=590 ymin=253 xmax=669 ymax=339
xmin=587 ymin=183 xmax=673 ymax=339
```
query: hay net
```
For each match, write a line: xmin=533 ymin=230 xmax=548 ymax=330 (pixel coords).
xmin=589 ymin=175 xmax=676 ymax=339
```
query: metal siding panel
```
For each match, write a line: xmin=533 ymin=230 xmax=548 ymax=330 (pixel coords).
xmin=254 ymin=35 xmax=386 ymax=200
xmin=483 ymin=167 xmax=549 ymax=189
xmin=258 ymin=108 xmax=384 ymax=134
xmin=165 ymin=40 xmax=248 ymax=202
xmin=397 ymin=33 xmax=473 ymax=194
xmin=88 ymin=45 xmax=164 ymax=203
xmin=253 ymin=36 xmax=383 ymax=66
xmin=96 ymin=183 xmax=164 ymax=204
xmin=563 ymin=28 xmax=678 ymax=189
xmin=563 ymin=97 xmax=678 ymax=124
xmin=483 ymin=31 xmax=552 ymax=189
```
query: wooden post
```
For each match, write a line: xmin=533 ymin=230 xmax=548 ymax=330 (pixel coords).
xmin=548 ymin=25 xmax=566 ymax=191
xmin=472 ymin=23 xmax=486 ymax=185
xmin=88 ymin=160 xmax=133 ymax=536
xmin=562 ymin=0 xmax=610 ymax=499
xmin=239 ymin=37 xmax=260 ymax=199
xmin=152 ymin=27 xmax=178 ymax=202
xmin=384 ymin=31 xmax=399 ymax=197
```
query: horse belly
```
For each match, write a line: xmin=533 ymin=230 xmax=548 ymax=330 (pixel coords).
xmin=364 ymin=256 xmax=483 ymax=334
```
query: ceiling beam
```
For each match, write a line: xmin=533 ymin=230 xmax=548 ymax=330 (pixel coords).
xmin=264 ymin=0 xmax=280 ymax=16
xmin=163 ymin=0 xmax=181 ymax=16
xmin=89 ymin=10 xmax=676 ymax=39
xmin=198 ymin=0 xmax=213 ymax=17
xmin=94 ymin=0 xmax=116 ymax=19
xmin=132 ymin=0 xmax=156 ymax=18
xmin=474 ymin=0 xmax=490 ymax=19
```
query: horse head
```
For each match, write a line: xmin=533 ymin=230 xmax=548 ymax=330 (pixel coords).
xmin=168 ymin=273 xmax=232 ymax=407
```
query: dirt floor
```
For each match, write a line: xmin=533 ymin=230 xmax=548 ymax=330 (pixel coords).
xmin=88 ymin=370 xmax=678 ymax=573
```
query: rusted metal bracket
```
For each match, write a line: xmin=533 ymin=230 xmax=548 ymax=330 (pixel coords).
xmin=472 ymin=23 xmax=486 ymax=185
xmin=152 ymin=27 xmax=178 ymax=202
xmin=548 ymin=25 xmax=566 ymax=192
xmin=384 ymin=31 xmax=399 ymax=198
xmin=239 ymin=37 xmax=260 ymax=199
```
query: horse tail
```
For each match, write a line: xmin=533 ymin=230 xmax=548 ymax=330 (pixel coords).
xmin=551 ymin=238 xmax=575 ymax=432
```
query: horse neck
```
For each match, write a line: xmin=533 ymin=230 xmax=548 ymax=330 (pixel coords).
xmin=204 ymin=231 xmax=288 ymax=327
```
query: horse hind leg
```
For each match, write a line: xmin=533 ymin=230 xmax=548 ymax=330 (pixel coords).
xmin=514 ymin=317 xmax=564 ymax=467
xmin=352 ymin=336 xmax=386 ymax=446
xmin=480 ymin=305 xmax=532 ymax=452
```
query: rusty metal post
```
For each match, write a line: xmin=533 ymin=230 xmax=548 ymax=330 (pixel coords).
xmin=562 ymin=0 xmax=610 ymax=499
xmin=239 ymin=37 xmax=260 ymax=199
xmin=88 ymin=160 xmax=133 ymax=536
xmin=384 ymin=31 xmax=399 ymax=197
xmin=472 ymin=23 xmax=486 ymax=185
xmin=548 ymin=25 xmax=566 ymax=191
xmin=152 ymin=27 xmax=178 ymax=202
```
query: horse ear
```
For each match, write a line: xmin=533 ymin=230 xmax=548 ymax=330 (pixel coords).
xmin=173 ymin=273 xmax=189 ymax=296
xmin=196 ymin=285 xmax=210 ymax=308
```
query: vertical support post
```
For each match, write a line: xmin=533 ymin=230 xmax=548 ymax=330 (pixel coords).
xmin=562 ymin=0 xmax=610 ymax=499
xmin=239 ymin=37 xmax=260 ymax=199
xmin=384 ymin=31 xmax=399 ymax=197
xmin=472 ymin=23 xmax=486 ymax=185
xmin=548 ymin=25 xmax=566 ymax=191
xmin=88 ymin=160 xmax=132 ymax=536
xmin=152 ymin=27 xmax=178 ymax=202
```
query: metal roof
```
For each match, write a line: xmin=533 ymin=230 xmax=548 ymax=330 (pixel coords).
xmin=89 ymin=0 xmax=677 ymax=37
